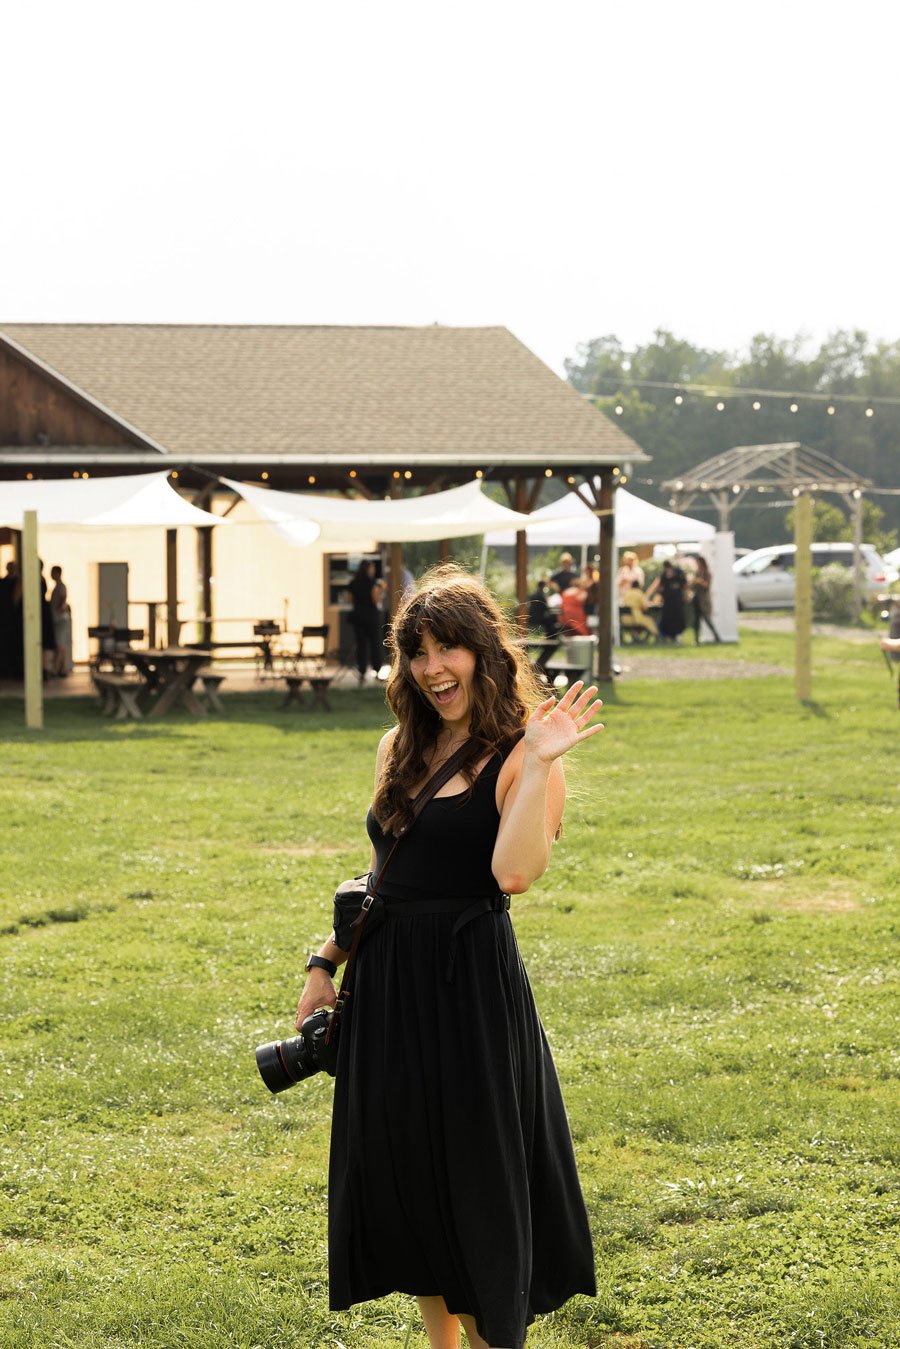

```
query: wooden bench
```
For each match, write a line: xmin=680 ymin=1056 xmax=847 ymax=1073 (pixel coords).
xmin=195 ymin=672 xmax=225 ymax=713
xmin=281 ymin=668 xmax=337 ymax=713
xmin=92 ymin=672 xmax=145 ymax=721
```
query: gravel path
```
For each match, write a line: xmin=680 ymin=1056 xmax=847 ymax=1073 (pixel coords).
xmin=616 ymin=654 xmax=789 ymax=681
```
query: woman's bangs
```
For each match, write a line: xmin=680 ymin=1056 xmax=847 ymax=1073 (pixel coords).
xmin=394 ymin=593 xmax=476 ymax=657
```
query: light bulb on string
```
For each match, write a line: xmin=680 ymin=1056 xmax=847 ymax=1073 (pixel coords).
xmin=865 ymin=407 xmax=874 ymax=418
xmin=674 ymin=394 xmax=684 ymax=406
xmin=826 ymin=405 xmax=836 ymax=416
xmin=716 ymin=401 xmax=725 ymax=412
xmin=752 ymin=401 xmax=761 ymax=411
xmin=614 ymin=404 xmax=624 ymax=416
xmin=789 ymin=403 xmax=799 ymax=413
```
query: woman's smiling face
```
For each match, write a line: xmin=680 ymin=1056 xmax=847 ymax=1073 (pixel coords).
xmin=409 ymin=627 xmax=477 ymax=732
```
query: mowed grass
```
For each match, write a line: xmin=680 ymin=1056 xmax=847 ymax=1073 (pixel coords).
xmin=0 ymin=630 xmax=898 ymax=1349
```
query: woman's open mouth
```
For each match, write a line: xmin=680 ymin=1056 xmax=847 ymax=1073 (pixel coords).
xmin=429 ymin=680 xmax=459 ymax=706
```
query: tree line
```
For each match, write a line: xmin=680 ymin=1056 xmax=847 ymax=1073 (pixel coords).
xmin=565 ymin=330 xmax=899 ymax=552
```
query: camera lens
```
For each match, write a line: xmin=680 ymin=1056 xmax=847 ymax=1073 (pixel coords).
xmin=255 ymin=1009 xmax=334 ymax=1093
xmin=255 ymin=1033 xmax=316 ymax=1093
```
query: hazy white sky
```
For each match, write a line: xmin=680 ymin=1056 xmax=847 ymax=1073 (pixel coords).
xmin=4 ymin=0 xmax=898 ymax=374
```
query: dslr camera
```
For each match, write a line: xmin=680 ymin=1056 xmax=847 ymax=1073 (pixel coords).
xmin=255 ymin=1008 xmax=338 ymax=1093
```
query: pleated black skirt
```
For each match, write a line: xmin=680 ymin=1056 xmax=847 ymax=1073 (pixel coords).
xmin=328 ymin=892 xmax=596 ymax=1348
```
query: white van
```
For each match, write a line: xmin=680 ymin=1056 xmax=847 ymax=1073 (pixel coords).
xmin=733 ymin=543 xmax=898 ymax=609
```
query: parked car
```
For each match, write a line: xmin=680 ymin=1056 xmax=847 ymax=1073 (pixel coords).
xmin=733 ymin=542 xmax=898 ymax=609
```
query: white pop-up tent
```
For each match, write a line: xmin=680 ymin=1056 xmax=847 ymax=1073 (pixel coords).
xmin=2 ymin=472 xmax=225 ymax=729
xmin=222 ymin=477 xmax=532 ymax=548
xmin=484 ymin=485 xmax=715 ymax=548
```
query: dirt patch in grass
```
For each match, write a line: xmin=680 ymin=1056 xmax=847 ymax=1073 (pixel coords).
xmin=738 ymin=877 xmax=866 ymax=914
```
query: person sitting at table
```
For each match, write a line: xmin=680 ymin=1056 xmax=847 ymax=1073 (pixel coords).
xmin=620 ymin=579 xmax=658 ymax=639
xmin=559 ymin=582 xmax=590 ymax=636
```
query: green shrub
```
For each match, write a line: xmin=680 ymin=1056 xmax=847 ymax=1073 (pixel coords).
xmin=812 ymin=562 xmax=856 ymax=623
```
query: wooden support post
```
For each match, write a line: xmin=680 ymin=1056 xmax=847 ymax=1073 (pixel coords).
xmin=388 ymin=479 xmax=402 ymax=617
xmin=514 ymin=477 xmax=528 ymax=631
xmin=596 ymin=471 xmax=615 ymax=682
xmin=166 ymin=528 xmax=179 ymax=647
xmin=22 ymin=511 xmax=43 ymax=729
xmin=851 ymin=492 xmax=864 ymax=622
xmin=439 ymin=539 xmax=451 ymax=563
xmin=198 ymin=527 xmax=213 ymax=646
xmin=794 ymin=493 xmax=812 ymax=700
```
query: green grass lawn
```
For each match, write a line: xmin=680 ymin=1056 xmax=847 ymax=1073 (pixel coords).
xmin=1 ymin=631 xmax=898 ymax=1349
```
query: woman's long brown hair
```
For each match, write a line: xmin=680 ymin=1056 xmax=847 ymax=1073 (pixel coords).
xmin=373 ymin=565 xmax=545 ymax=836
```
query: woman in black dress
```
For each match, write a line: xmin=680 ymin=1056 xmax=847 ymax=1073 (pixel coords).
xmin=647 ymin=558 xmax=687 ymax=643
xmin=296 ymin=566 xmax=602 ymax=1348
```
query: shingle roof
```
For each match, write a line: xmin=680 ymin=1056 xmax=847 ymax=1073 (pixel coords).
xmin=0 ymin=324 xmax=646 ymax=465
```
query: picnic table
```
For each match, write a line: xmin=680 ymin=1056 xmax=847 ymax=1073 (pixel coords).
xmin=93 ymin=648 xmax=218 ymax=720
xmin=130 ymin=648 xmax=212 ymax=718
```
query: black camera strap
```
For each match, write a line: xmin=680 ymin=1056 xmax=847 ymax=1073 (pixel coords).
xmin=325 ymin=737 xmax=478 ymax=1045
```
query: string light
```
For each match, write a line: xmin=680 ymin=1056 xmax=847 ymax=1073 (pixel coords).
xmin=865 ymin=407 xmax=874 ymax=417
xmin=826 ymin=405 xmax=836 ymax=416
xmin=614 ymin=404 xmax=624 ymax=415
xmin=474 ymin=469 xmax=483 ymax=479
xmin=25 ymin=472 xmax=33 ymax=479
xmin=72 ymin=470 xmax=79 ymax=478
xmin=566 ymin=475 xmax=575 ymax=484
xmin=403 ymin=470 xmax=412 ymax=480
xmin=715 ymin=401 xmax=725 ymax=412
xmin=544 ymin=468 xmax=553 ymax=478
xmin=171 ymin=470 xmax=179 ymax=479
xmin=81 ymin=472 xmax=89 ymax=479
xmin=392 ymin=471 xmax=401 ymax=479
xmin=674 ymin=394 xmax=684 ymax=405
xmin=349 ymin=469 xmax=357 ymax=478
xmin=732 ymin=483 xmax=741 ymax=494
xmin=752 ymin=400 xmax=761 ymax=411
xmin=790 ymin=403 xmax=799 ymax=413
xmin=308 ymin=475 xmax=316 ymax=484
xmin=261 ymin=471 xmax=269 ymax=481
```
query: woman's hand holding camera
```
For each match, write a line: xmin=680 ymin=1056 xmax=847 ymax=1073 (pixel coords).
xmin=296 ymin=968 xmax=337 ymax=1030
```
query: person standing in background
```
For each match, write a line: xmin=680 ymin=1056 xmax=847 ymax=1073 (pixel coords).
xmin=49 ymin=565 xmax=73 ymax=676
xmin=616 ymin=550 xmax=645 ymax=602
xmin=348 ymin=560 xmax=386 ymax=684
xmin=646 ymin=559 xmax=687 ymax=643
xmin=687 ymin=555 xmax=721 ymax=645
xmin=550 ymin=552 xmax=577 ymax=594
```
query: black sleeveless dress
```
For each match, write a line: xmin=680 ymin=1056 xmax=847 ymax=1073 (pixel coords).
xmin=328 ymin=741 xmax=596 ymax=1348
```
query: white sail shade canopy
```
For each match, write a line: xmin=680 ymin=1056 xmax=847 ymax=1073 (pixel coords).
xmin=0 ymin=471 xmax=225 ymax=529
xmin=223 ymin=477 xmax=533 ymax=548
xmin=484 ymin=485 xmax=715 ymax=548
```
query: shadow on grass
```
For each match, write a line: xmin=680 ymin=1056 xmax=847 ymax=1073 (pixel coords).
xmin=0 ymin=689 xmax=392 ymax=743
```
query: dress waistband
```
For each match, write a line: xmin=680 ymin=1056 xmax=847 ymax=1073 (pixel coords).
xmin=374 ymin=889 xmax=510 ymax=981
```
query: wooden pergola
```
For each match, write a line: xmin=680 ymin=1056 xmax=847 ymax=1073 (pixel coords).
xmin=663 ymin=442 xmax=874 ymax=698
